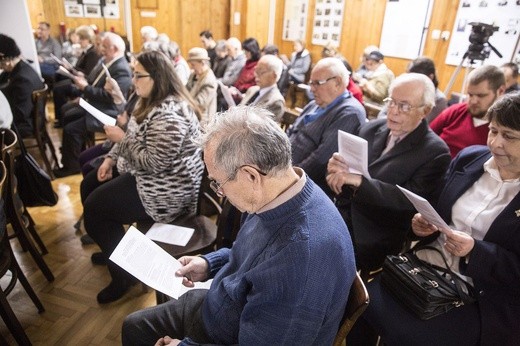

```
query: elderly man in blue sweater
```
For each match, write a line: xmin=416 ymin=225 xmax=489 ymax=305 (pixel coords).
xmin=287 ymin=57 xmax=366 ymax=198
xmin=122 ymin=106 xmax=356 ymax=345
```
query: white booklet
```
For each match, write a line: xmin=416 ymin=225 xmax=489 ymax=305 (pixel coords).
xmin=337 ymin=130 xmax=371 ymax=178
xmin=217 ymin=80 xmax=236 ymax=107
xmin=146 ymin=223 xmax=194 ymax=246
xmin=56 ymin=65 xmax=76 ymax=80
xmin=79 ymin=98 xmax=117 ymax=126
xmin=397 ymin=185 xmax=453 ymax=236
xmin=109 ymin=226 xmax=185 ymax=299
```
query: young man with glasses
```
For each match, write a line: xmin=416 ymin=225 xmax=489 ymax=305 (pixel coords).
xmin=430 ymin=65 xmax=505 ymax=158
xmin=327 ymin=73 xmax=451 ymax=272
xmin=287 ymin=57 xmax=366 ymax=198
xmin=122 ymin=106 xmax=356 ymax=345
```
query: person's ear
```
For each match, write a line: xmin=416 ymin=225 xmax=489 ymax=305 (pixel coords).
xmin=241 ymin=165 xmax=260 ymax=183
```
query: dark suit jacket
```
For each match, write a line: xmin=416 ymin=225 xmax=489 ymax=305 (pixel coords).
xmin=75 ymin=45 xmax=101 ymax=76
xmin=83 ymin=56 xmax=132 ymax=118
xmin=434 ymin=145 xmax=520 ymax=345
xmin=0 ymin=60 xmax=44 ymax=138
xmin=288 ymin=92 xmax=366 ymax=197
xmin=337 ymin=118 xmax=451 ymax=271
xmin=239 ymin=85 xmax=285 ymax=122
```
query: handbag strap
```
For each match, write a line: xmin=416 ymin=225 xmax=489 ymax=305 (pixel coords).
xmin=10 ymin=123 xmax=29 ymax=157
xmin=409 ymin=244 xmax=476 ymax=304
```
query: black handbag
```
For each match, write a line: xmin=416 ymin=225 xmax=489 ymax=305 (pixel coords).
xmin=381 ymin=244 xmax=476 ymax=320
xmin=13 ymin=131 xmax=58 ymax=207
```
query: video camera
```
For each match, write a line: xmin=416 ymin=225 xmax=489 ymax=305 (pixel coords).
xmin=466 ymin=22 xmax=500 ymax=61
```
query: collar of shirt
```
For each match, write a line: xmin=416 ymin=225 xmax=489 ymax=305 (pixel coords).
xmin=484 ymin=157 xmax=520 ymax=182
xmin=255 ymin=167 xmax=307 ymax=214
xmin=472 ymin=116 xmax=488 ymax=127
xmin=303 ymin=91 xmax=351 ymax=125
xmin=257 ymin=85 xmax=275 ymax=99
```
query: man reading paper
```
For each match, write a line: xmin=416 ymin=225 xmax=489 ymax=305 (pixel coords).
xmin=327 ymin=73 xmax=450 ymax=272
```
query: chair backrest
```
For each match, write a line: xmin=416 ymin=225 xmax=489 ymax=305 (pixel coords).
xmin=333 ymin=272 xmax=370 ymax=346
xmin=31 ymin=84 xmax=49 ymax=135
xmin=0 ymin=161 xmax=7 ymax=200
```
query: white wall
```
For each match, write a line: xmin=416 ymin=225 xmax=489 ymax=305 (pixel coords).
xmin=0 ymin=0 xmax=40 ymax=75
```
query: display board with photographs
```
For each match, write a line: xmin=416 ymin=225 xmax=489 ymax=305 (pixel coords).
xmin=282 ymin=0 xmax=309 ymax=41
xmin=445 ymin=0 xmax=520 ymax=66
xmin=64 ymin=0 xmax=119 ymax=19
xmin=379 ymin=0 xmax=433 ymax=60
xmin=311 ymin=0 xmax=346 ymax=46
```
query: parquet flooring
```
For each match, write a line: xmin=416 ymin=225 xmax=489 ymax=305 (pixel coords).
xmin=0 ymin=106 xmax=156 ymax=345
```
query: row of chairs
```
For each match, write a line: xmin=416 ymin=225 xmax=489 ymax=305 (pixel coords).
xmin=0 ymin=128 xmax=55 ymax=344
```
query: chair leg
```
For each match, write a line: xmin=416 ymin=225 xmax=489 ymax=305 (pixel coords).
xmin=10 ymin=248 xmax=45 ymax=313
xmin=34 ymin=132 xmax=55 ymax=180
xmin=0 ymin=292 xmax=32 ymax=345
xmin=22 ymin=210 xmax=48 ymax=255
xmin=44 ymin=131 xmax=61 ymax=170
xmin=8 ymin=209 xmax=54 ymax=282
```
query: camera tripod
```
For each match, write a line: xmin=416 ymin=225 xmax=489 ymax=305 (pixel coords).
xmin=443 ymin=51 xmax=484 ymax=99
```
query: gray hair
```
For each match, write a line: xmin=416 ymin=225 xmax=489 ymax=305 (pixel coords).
xmin=215 ymin=40 xmax=227 ymax=53
xmin=198 ymin=106 xmax=292 ymax=177
xmin=259 ymin=54 xmax=283 ymax=81
xmin=314 ymin=57 xmax=350 ymax=85
xmin=389 ymin=73 xmax=436 ymax=109
xmin=140 ymin=26 xmax=158 ymax=41
xmin=104 ymin=32 xmax=126 ymax=55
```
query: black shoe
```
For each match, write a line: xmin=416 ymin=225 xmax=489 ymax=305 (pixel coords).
xmin=96 ymin=280 xmax=135 ymax=304
xmin=53 ymin=167 xmax=80 ymax=178
xmin=81 ymin=234 xmax=95 ymax=245
xmin=91 ymin=252 xmax=107 ymax=265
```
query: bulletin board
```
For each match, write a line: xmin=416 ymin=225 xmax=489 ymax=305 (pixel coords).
xmin=64 ymin=0 xmax=120 ymax=19
xmin=282 ymin=0 xmax=309 ymax=41
xmin=445 ymin=0 xmax=520 ymax=66
xmin=311 ymin=0 xmax=346 ymax=46
xmin=379 ymin=0 xmax=433 ymax=60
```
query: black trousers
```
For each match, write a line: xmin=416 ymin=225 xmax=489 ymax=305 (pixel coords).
xmin=82 ymin=170 xmax=153 ymax=285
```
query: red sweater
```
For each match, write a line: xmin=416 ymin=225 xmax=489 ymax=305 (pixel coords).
xmin=430 ymin=102 xmax=489 ymax=158
xmin=347 ymin=78 xmax=363 ymax=104
xmin=233 ymin=59 xmax=258 ymax=93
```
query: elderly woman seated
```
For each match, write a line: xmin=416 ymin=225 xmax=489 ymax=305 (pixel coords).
xmin=349 ymin=92 xmax=520 ymax=345
xmin=80 ymin=50 xmax=204 ymax=304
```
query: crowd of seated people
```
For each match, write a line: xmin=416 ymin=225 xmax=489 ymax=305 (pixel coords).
xmin=2 ymin=20 xmax=519 ymax=345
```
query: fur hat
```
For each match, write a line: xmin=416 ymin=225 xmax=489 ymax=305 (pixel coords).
xmin=0 ymin=34 xmax=21 ymax=61
xmin=187 ymin=47 xmax=210 ymax=61
xmin=366 ymin=50 xmax=384 ymax=62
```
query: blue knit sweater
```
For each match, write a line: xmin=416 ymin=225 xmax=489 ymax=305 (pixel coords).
xmin=198 ymin=178 xmax=356 ymax=345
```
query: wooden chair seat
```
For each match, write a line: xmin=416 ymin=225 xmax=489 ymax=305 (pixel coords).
xmin=333 ymin=272 xmax=370 ymax=346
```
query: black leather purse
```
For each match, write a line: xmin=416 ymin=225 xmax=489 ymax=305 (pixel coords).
xmin=381 ymin=244 xmax=476 ymax=320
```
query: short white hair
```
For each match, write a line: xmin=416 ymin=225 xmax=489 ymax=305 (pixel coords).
xmin=140 ymin=26 xmax=158 ymax=41
xmin=259 ymin=54 xmax=283 ymax=81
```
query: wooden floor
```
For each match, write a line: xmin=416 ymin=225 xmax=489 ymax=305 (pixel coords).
xmin=0 ymin=109 xmax=157 ymax=344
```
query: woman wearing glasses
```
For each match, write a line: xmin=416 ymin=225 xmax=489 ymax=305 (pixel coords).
xmin=81 ymin=50 xmax=204 ymax=304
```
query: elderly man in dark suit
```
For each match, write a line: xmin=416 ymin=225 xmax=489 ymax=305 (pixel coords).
xmin=0 ymin=34 xmax=45 ymax=138
xmin=54 ymin=32 xmax=132 ymax=177
xmin=287 ymin=57 xmax=366 ymax=198
xmin=238 ymin=54 xmax=285 ymax=122
xmin=327 ymin=72 xmax=451 ymax=272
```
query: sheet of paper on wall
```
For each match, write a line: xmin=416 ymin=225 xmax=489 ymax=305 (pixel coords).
xmin=79 ymin=98 xmax=117 ymax=126
xmin=397 ymin=185 xmax=453 ymax=236
xmin=146 ymin=223 xmax=195 ymax=246
xmin=337 ymin=130 xmax=371 ymax=178
xmin=109 ymin=226 xmax=185 ymax=299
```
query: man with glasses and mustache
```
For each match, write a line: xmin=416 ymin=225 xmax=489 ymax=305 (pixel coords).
xmin=327 ymin=73 xmax=451 ymax=273
xmin=122 ymin=106 xmax=356 ymax=346
xmin=430 ymin=65 xmax=505 ymax=158
xmin=287 ymin=57 xmax=366 ymax=198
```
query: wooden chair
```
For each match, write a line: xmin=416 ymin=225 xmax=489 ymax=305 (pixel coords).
xmin=333 ymin=272 xmax=370 ymax=346
xmin=1 ymin=128 xmax=54 ymax=282
xmin=281 ymin=107 xmax=301 ymax=131
xmin=0 ymin=160 xmax=45 ymax=346
xmin=22 ymin=84 xmax=60 ymax=179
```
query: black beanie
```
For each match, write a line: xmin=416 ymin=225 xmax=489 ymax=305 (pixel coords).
xmin=0 ymin=34 xmax=21 ymax=60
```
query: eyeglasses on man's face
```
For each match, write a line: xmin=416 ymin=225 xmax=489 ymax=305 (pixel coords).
xmin=308 ymin=76 xmax=337 ymax=87
xmin=209 ymin=165 xmax=267 ymax=198
xmin=384 ymin=97 xmax=423 ymax=113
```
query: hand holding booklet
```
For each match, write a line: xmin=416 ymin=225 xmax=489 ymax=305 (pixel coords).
xmin=109 ymin=226 xmax=185 ymax=299
xmin=79 ymin=98 xmax=117 ymax=126
xmin=397 ymin=185 xmax=453 ymax=236
xmin=337 ymin=130 xmax=371 ymax=178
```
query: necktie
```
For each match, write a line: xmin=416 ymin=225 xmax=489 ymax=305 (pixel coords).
xmin=246 ymin=91 xmax=260 ymax=105
xmin=382 ymin=135 xmax=399 ymax=155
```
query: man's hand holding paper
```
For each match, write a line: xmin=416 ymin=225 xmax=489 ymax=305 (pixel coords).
xmin=326 ymin=153 xmax=363 ymax=195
